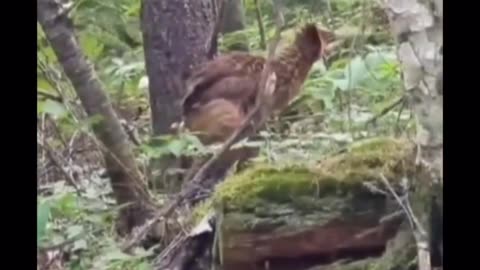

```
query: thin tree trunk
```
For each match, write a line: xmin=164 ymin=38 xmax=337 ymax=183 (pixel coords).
xmin=220 ymin=0 xmax=249 ymax=51
xmin=254 ymin=0 xmax=266 ymax=50
xmin=381 ymin=0 xmax=443 ymax=268
xmin=141 ymin=0 xmax=217 ymax=189
xmin=142 ymin=0 xmax=216 ymax=135
xmin=38 ymin=0 xmax=154 ymax=235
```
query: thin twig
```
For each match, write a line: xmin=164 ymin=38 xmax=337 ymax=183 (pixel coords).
xmin=394 ymin=96 xmax=407 ymax=135
xmin=207 ymin=0 xmax=225 ymax=59
xmin=365 ymin=96 xmax=405 ymax=127
xmin=254 ymin=0 xmax=266 ymax=49
xmin=37 ymin=90 xmax=63 ymax=102
xmin=378 ymin=173 xmax=432 ymax=270
xmin=271 ymin=0 xmax=285 ymax=30
xmin=38 ymin=228 xmax=102 ymax=252
xmin=378 ymin=173 xmax=426 ymax=235
xmin=37 ymin=139 xmax=82 ymax=195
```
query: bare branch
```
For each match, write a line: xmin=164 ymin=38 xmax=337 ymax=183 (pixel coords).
xmin=37 ymin=139 xmax=82 ymax=194
xmin=37 ymin=90 xmax=63 ymax=102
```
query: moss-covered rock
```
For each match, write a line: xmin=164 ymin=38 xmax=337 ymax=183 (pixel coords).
xmin=188 ymin=137 xmax=422 ymax=270
xmin=193 ymin=137 xmax=415 ymax=222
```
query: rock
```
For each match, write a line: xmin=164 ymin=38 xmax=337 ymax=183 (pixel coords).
xmin=189 ymin=137 xmax=420 ymax=269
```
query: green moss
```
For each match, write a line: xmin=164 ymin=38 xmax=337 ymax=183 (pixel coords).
xmin=189 ymin=137 xmax=420 ymax=269
xmin=318 ymin=136 xmax=414 ymax=181
xmin=191 ymin=137 xmax=414 ymax=222
xmin=191 ymin=200 xmax=213 ymax=225
xmin=213 ymin=165 xmax=317 ymax=207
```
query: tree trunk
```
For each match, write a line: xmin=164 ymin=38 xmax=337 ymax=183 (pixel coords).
xmin=220 ymin=0 xmax=249 ymax=51
xmin=38 ymin=0 xmax=154 ymax=235
xmin=381 ymin=0 xmax=443 ymax=268
xmin=141 ymin=0 xmax=217 ymax=189
xmin=141 ymin=0 xmax=217 ymax=135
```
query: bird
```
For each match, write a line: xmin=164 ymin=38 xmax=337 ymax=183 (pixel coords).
xmin=180 ymin=23 xmax=334 ymax=145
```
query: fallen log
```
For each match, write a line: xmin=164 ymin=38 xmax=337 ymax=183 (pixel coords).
xmin=155 ymin=137 xmax=428 ymax=270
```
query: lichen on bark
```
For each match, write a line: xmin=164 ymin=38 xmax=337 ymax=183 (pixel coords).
xmin=381 ymin=1 xmax=443 ymax=268
xmin=382 ymin=0 xmax=443 ymax=178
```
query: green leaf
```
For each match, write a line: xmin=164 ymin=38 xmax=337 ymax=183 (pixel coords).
xmin=181 ymin=134 xmax=206 ymax=153
xmin=37 ymin=202 xmax=51 ymax=244
xmin=103 ymin=249 xmax=132 ymax=262
xmin=73 ymin=239 xmax=88 ymax=251
xmin=135 ymin=261 xmax=153 ymax=270
xmin=365 ymin=51 xmax=397 ymax=67
xmin=142 ymin=134 xmax=206 ymax=158
xmin=51 ymin=193 xmax=78 ymax=218
xmin=343 ymin=56 xmax=368 ymax=90
xmin=332 ymin=78 xmax=349 ymax=91
xmin=38 ymin=46 xmax=58 ymax=63
xmin=115 ymin=62 xmax=144 ymax=76
xmin=37 ymin=78 xmax=54 ymax=91
xmin=79 ymin=114 xmax=104 ymax=131
xmin=138 ymin=76 xmax=149 ymax=90
xmin=84 ymin=213 xmax=104 ymax=225
xmin=67 ymin=225 xmax=84 ymax=238
xmin=316 ymin=87 xmax=336 ymax=110
xmin=79 ymin=33 xmax=104 ymax=60
xmin=140 ymin=143 xmax=169 ymax=158
xmin=364 ymin=52 xmax=386 ymax=69
xmin=167 ymin=139 xmax=186 ymax=157
xmin=38 ymin=100 xmax=68 ymax=118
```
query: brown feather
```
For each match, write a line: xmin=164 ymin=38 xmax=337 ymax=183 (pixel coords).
xmin=181 ymin=23 xmax=333 ymax=145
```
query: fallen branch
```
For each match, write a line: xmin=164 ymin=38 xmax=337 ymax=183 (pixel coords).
xmin=379 ymin=173 xmax=430 ymax=270
xmin=365 ymin=96 xmax=405 ymax=127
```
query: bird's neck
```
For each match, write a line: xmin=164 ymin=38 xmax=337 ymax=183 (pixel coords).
xmin=269 ymin=45 xmax=316 ymax=111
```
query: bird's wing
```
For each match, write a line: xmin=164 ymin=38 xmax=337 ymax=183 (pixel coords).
xmin=182 ymin=53 xmax=265 ymax=113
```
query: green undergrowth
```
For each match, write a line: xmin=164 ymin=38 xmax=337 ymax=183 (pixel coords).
xmin=192 ymin=137 xmax=415 ymax=224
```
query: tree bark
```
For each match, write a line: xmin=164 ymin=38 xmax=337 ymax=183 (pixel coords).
xmin=38 ymin=0 xmax=154 ymax=235
xmin=141 ymin=0 xmax=217 ymax=135
xmin=381 ymin=0 xmax=443 ymax=268
xmin=141 ymin=0 xmax=217 ymax=191
xmin=220 ymin=0 xmax=249 ymax=51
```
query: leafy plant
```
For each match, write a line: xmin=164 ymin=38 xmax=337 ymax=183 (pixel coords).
xmin=141 ymin=133 xmax=207 ymax=159
xmin=37 ymin=0 xmax=415 ymax=268
xmin=37 ymin=201 xmax=51 ymax=245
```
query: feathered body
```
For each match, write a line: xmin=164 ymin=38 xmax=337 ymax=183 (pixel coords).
xmin=181 ymin=23 xmax=331 ymax=144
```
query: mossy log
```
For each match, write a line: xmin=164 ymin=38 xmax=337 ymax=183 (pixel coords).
xmin=159 ymin=137 xmax=433 ymax=270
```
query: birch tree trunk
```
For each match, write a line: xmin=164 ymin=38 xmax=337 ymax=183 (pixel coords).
xmin=381 ymin=0 xmax=443 ymax=268
xmin=38 ymin=0 xmax=155 ymax=235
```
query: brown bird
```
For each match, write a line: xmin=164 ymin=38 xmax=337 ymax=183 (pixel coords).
xmin=181 ymin=23 xmax=333 ymax=145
